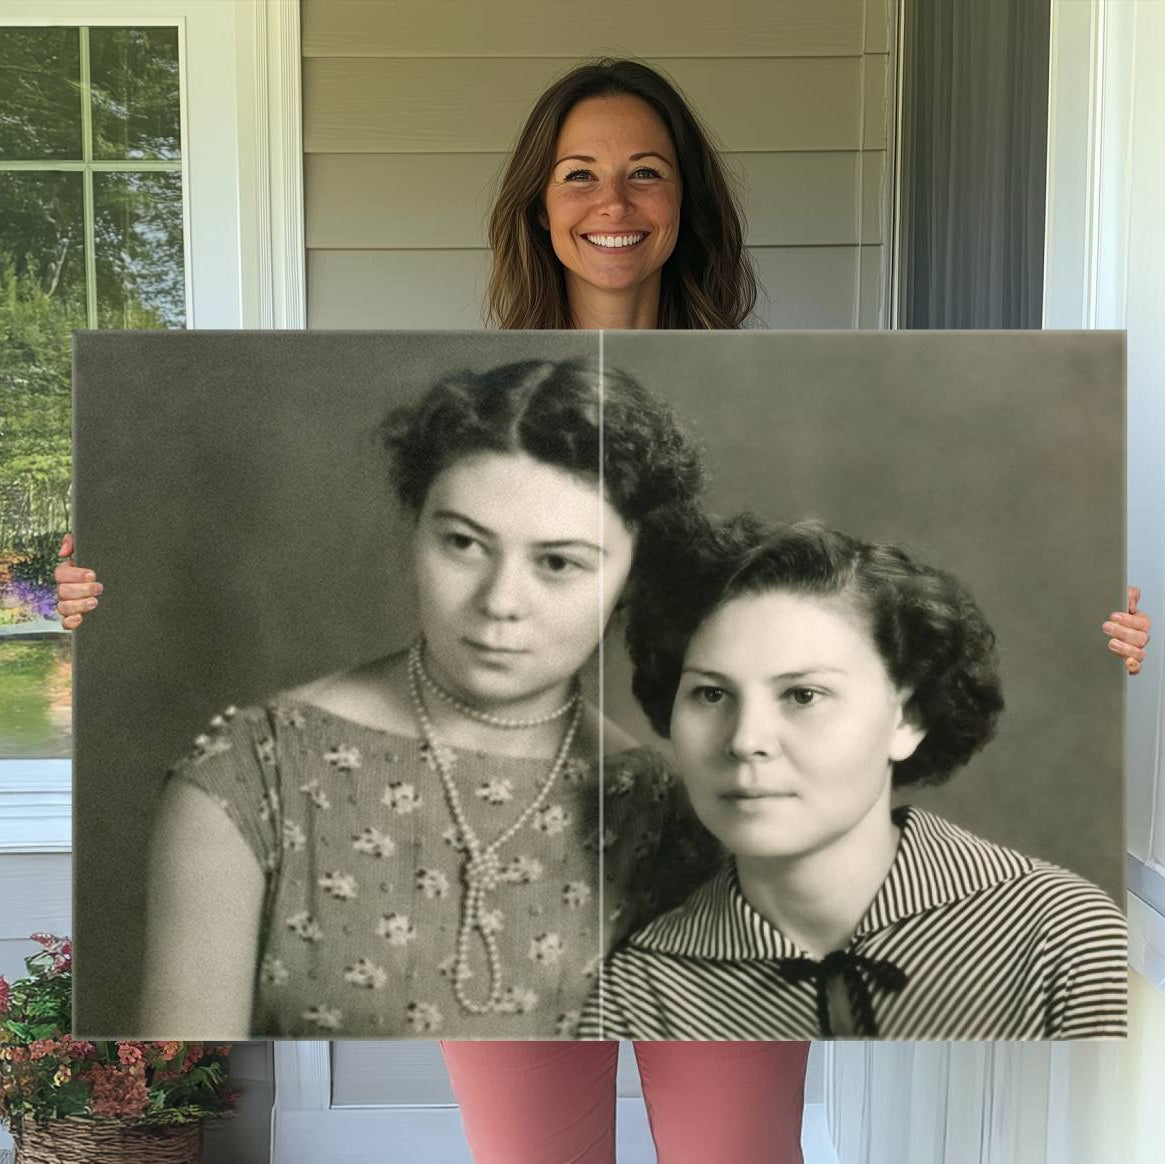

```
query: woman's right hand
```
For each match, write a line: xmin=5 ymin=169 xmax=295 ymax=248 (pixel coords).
xmin=54 ymin=533 xmax=102 ymax=630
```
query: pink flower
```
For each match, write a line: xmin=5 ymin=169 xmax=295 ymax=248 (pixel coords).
xmin=27 ymin=1038 xmax=59 ymax=1061
xmin=0 ymin=975 xmax=10 ymax=1012
xmin=181 ymin=1042 xmax=205 ymax=1072
xmin=152 ymin=1040 xmax=182 ymax=1061
xmin=117 ymin=1042 xmax=145 ymax=1066
xmin=29 ymin=933 xmax=71 ymax=974
xmin=88 ymin=1064 xmax=149 ymax=1119
xmin=60 ymin=1036 xmax=98 ymax=1061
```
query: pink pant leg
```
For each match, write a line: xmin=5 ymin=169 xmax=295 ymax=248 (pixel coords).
xmin=634 ymin=1041 xmax=810 ymax=1164
xmin=441 ymin=1041 xmax=620 ymax=1164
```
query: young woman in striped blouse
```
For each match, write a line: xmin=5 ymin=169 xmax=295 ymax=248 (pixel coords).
xmin=586 ymin=515 xmax=1127 ymax=1041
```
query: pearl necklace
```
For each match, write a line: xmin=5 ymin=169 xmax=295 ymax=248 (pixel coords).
xmin=407 ymin=647 xmax=583 ymax=1015
xmin=412 ymin=640 xmax=579 ymax=729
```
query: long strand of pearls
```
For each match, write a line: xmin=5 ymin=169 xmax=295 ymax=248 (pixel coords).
xmin=414 ymin=640 xmax=578 ymax=729
xmin=407 ymin=643 xmax=582 ymax=1015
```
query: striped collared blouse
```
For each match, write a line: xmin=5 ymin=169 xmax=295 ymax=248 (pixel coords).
xmin=580 ymin=805 xmax=1127 ymax=1041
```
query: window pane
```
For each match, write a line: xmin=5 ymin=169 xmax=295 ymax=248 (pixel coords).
xmin=94 ymin=171 xmax=185 ymax=328
xmin=0 ymin=171 xmax=88 ymax=320
xmin=0 ymin=637 xmax=72 ymax=758
xmin=90 ymin=27 xmax=181 ymax=161
xmin=0 ymin=27 xmax=82 ymax=160
xmin=0 ymin=175 xmax=78 ymax=759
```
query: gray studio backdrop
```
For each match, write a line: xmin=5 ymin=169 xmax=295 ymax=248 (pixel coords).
xmin=71 ymin=331 xmax=592 ymax=1034
xmin=72 ymin=330 xmax=1124 ymax=1036
xmin=602 ymin=330 xmax=1125 ymax=904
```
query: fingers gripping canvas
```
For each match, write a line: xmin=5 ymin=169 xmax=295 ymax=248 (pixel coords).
xmin=71 ymin=330 xmax=1126 ymax=1041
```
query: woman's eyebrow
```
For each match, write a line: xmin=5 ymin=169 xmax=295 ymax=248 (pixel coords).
xmin=680 ymin=665 xmax=849 ymax=680
xmin=528 ymin=538 xmax=601 ymax=556
xmin=430 ymin=509 xmax=496 ymax=538
xmin=553 ymin=152 xmax=674 ymax=167
xmin=535 ymin=538 xmax=604 ymax=555
xmin=772 ymin=667 xmax=848 ymax=680
xmin=432 ymin=513 xmax=603 ymax=555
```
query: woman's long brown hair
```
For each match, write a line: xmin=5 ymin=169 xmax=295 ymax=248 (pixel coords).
xmin=487 ymin=59 xmax=757 ymax=330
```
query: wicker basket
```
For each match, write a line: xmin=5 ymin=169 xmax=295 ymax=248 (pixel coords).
xmin=13 ymin=1117 xmax=202 ymax=1163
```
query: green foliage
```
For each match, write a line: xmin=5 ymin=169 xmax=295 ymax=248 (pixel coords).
xmin=0 ymin=262 xmax=72 ymax=550
xmin=0 ymin=937 xmax=238 ymax=1137
xmin=7 ymin=532 xmax=65 ymax=586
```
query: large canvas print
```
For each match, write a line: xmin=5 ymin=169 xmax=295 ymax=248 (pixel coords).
xmin=71 ymin=330 xmax=1126 ymax=1041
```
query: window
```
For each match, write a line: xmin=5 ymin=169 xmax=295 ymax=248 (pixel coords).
xmin=0 ymin=22 xmax=186 ymax=776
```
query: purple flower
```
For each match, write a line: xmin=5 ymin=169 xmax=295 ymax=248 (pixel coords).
xmin=5 ymin=578 xmax=57 ymax=620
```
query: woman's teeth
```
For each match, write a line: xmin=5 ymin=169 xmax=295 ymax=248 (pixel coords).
xmin=584 ymin=233 xmax=646 ymax=249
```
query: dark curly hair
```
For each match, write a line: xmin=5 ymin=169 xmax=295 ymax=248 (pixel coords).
xmin=628 ymin=514 xmax=1005 ymax=788
xmin=380 ymin=359 xmax=705 ymax=544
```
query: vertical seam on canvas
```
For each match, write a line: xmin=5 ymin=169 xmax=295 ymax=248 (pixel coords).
xmin=597 ymin=329 xmax=606 ymax=1038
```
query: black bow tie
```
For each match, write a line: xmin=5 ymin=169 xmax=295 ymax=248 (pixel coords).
xmin=777 ymin=949 xmax=908 ymax=1037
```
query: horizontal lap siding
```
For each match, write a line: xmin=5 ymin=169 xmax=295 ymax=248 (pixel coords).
xmin=301 ymin=0 xmax=867 ymax=58
xmin=304 ymin=57 xmax=869 ymax=153
xmin=0 ymin=854 xmax=71 ymax=982
xmin=308 ymin=245 xmax=885 ymax=330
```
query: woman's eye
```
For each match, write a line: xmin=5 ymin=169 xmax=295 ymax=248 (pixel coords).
xmin=692 ymin=686 xmax=727 ymax=705
xmin=630 ymin=166 xmax=662 ymax=179
xmin=442 ymin=532 xmax=481 ymax=555
xmin=562 ymin=168 xmax=595 ymax=182
xmin=538 ymin=553 xmax=583 ymax=576
xmin=785 ymin=687 xmax=819 ymax=707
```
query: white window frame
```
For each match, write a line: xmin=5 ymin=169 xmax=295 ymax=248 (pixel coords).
xmin=0 ymin=0 xmax=306 ymax=856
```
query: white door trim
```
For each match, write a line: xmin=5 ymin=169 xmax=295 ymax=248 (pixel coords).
xmin=235 ymin=0 xmax=306 ymax=329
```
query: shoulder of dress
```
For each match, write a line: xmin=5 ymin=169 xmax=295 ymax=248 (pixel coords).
xmin=1022 ymin=858 xmax=1126 ymax=916
xmin=166 ymin=702 xmax=282 ymax=771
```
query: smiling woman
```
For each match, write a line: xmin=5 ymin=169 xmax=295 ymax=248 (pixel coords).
xmin=541 ymin=94 xmax=682 ymax=328
xmin=487 ymin=58 xmax=756 ymax=330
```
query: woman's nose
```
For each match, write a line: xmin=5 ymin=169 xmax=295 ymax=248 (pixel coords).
xmin=726 ymin=701 xmax=778 ymax=763
xmin=477 ymin=559 xmax=527 ymax=620
xmin=597 ymin=176 xmax=634 ymax=217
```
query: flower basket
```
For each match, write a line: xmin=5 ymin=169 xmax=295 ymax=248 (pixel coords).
xmin=1 ymin=936 xmax=238 ymax=1157
xmin=14 ymin=1115 xmax=202 ymax=1163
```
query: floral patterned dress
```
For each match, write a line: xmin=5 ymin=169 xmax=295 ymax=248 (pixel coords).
xmin=167 ymin=702 xmax=716 ymax=1039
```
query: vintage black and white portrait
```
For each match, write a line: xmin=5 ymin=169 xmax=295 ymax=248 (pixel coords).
xmin=71 ymin=329 xmax=1126 ymax=1042
xmin=585 ymin=329 xmax=1128 ymax=1040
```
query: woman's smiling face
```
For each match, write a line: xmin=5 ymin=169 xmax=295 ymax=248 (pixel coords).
xmin=669 ymin=589 xmax=925 ymax=863
xmin=413 ymin=451 xmax=635 ymax=715
xmin=542 ymin=94 xmax=681 ymax=302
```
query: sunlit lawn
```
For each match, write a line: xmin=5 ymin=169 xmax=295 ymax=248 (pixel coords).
xmin=0 ymin=635 xmax=72 ymax=757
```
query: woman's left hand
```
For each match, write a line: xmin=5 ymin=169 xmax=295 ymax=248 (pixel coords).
xmin=1102 ymin=586 xmax=1151 ymax=675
